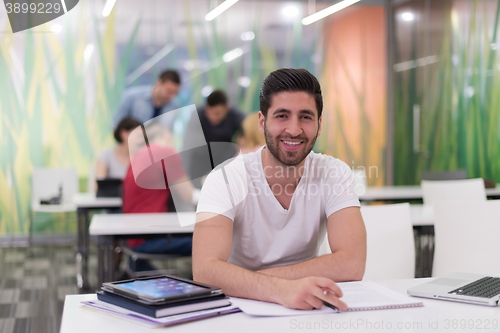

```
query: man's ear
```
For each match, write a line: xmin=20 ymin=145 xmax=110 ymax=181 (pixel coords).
xmin=318 ymin=115 xmax=323 ymax=137
xmin=258 ymin=111 xmax=265 ymax=134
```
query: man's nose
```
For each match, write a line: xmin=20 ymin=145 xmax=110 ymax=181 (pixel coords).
xmin=285 ymin=118 xmax=303 ymax=137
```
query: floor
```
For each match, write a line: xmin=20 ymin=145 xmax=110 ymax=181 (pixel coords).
xmin=0 ymin=243 xmax=193 ymax=333
xmin=0 ymin=245 xmax=79 ymax=333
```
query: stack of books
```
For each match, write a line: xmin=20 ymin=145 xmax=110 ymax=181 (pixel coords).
xmin=80 ymin=275 xmax=240 ymax=328
xmin=96 ymin=290 xmax=235 ymax=318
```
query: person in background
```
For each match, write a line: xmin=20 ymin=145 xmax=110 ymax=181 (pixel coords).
xmin=123 ymin=123 xmax=199 ymax=271
xmin=237 ymin=112 xmax=266 ymax=154
xmin=113 ymin=70 xmax=181 ymax=130
xmin=182 ymin=89 xmax=245 ymax=186
xmin=95 ymin=117 xmax=141 ymax=188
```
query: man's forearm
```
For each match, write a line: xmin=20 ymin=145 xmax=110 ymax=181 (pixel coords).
xmin=193 ymin=259 xmax=286 ymax=303
xmin=258 ymin=251 xmax=365 ymax=282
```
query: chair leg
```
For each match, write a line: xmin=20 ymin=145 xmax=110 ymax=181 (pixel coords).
xmin=28 ymin=211 xmax=34 ymax=246
xmin=428 ymin=234 xmax=435 ymax=277
xmin=65 ymin=212 xmax=69 ymax=234
xmin=131 ymin=255 xmax=137 ymax=278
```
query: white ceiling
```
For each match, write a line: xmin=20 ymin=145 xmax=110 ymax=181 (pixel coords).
xmin=89 ymin=0 xmax=382 ymax=48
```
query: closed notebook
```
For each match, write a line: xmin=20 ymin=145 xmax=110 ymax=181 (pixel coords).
xmin=97 ymin=291 xmax=231 ymax=318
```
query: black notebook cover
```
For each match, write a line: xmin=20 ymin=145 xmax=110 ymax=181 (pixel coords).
xmin=96 ymin=291 xmax=231 ymax=318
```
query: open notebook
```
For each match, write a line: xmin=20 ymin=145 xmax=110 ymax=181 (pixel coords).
xmin=230 ymin=281 xmax=423 ymax=316
xmin=339 ymin=281 xmax=423 ymax=311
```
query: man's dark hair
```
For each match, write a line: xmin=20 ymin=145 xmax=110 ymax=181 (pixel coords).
xmin=259 ymin=68 xmax=323 ymax=118
xmin=206 ymin=89 xmax=228 ymax=107
xmin=114 ymin=117 xmax=141 ymax=143
xmin=158 ymin=70 xmax=181 ymax=85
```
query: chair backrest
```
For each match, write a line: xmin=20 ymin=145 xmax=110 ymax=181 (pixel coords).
xmin=32 ymin=168 xmax=78 ymax=204
xmin=432 ymin=200 xmax=500 ymax=277
xmin=361 ymin=203 xmax=415 ymax=280
xmin=421 ymin=178 xmax=486 ymax=206
xmin=352 ymin=169 xmax=367 ymax=195
xmin=317 ymin=203 xmax=415 ymax=280
xmin=421 ymin=169 xmax=467 ymax=181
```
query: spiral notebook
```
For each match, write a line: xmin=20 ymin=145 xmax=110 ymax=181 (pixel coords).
xmin=338 ymin=281 xmax=423 ymax=312
xmin=229 ymin=281 xmax=423 ymax=317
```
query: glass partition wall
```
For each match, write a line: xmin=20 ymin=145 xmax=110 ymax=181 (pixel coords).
xmin=392 ymin=0 xmax=500 ymax=185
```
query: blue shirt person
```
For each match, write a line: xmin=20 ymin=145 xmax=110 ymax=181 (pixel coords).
xmin=113 ymin=70 xmax=181 ymax=130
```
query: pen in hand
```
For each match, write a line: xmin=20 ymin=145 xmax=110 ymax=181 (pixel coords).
xmin=322 ymin=289 xmax=340 ymax=312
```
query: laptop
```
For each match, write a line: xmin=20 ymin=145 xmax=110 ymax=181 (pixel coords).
xmin=407 ymin=272 xmax=500 ymax=306
xmin=96 ymin=178 xmax=122 ymax=198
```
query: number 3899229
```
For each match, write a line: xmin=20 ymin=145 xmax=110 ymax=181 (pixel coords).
xmin=5 ymin=2 xmax=62 ymax=14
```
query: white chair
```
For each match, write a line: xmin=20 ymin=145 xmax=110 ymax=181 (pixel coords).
xmin=421 ymin=178 xmax=486 ymax=205
xmin=318 ymin=203 xmax=415 ymax=280
xmin=352 ymin=169 xmax=367 ymax=195
xmin=432 ymin=200 xmax=500 ymax=277
xmin=418 ymin=178 xmax=486 ymax=277
xmin=30 ymin=168 xmax=78 ymax=243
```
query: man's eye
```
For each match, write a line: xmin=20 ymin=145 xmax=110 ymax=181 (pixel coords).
xmin=276 ymin=114 xmax=286 ymax=118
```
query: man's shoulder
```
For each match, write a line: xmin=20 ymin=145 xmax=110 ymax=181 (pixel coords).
xmin=196 ymin=106 xmax=206 ymax=115
xmin=163 ymin=99 xmax=179 ymax=111
xmin=123 ymin=85 xmax=152 ymax=98
xmin=308 ymin=151 xmax=348 ymax=166
xmin=228 ymin=107 xmax=245 ymax=120
xmin=206 ymin=149 xmax=259 ymax=181
xmin=307 ymin=152 xmax=352 ymax=178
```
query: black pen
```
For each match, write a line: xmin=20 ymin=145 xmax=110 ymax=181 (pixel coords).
xmin=322 ymin=300 xmax=340 ymax=313
xmin=322 ymin=288 xmax=340 ymax=312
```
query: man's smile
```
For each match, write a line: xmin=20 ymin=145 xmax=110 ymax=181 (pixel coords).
xmin=281 ymin=139 xmax=305 ymax=151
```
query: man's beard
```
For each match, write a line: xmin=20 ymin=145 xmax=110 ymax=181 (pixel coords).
xmin=263 ymin=122 xmax=318 ymax=166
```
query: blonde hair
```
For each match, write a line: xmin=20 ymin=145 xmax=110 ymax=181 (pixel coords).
xmin=241 ymin=113 xmax=265 ymax=148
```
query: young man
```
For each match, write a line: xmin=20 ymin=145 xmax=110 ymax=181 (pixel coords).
xmin=192 ymin=68 xmax=366 ymax=310
xmin=113 ymin=70 xmax=181 ymax=130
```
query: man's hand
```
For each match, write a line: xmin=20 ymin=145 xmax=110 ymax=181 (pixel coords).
xmin=276 ymin=276 xmax=348 ymax=311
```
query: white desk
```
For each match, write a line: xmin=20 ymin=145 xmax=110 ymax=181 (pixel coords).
xmin=61 ymin=278 xmax=500 ymax=333
xmin=73 ymin=193 xmax=122 ymax=208
xmin=89 ymin=212 xmax=195 ymax=236
xmin=88 ymin=208 xmax=434 ymax=286
xmin=73 ymin=193 xmax=122 ymax=291
xmin=359 ymin=186 xmax=423 ymax=201
xmin=89 ymin=212 xmax=195 ymax=286
xmin=359 ymin=185 xmax=500 ymax=201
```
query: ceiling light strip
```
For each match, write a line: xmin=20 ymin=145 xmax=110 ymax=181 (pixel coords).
xmin=205 ymin=0 xmax=240 ymax=21
xmin=102 ymin=0 xmax=117 ymax=17
xmin=302 ymin=0 xmax=360 ymax=25
xmin=126 ymin=44 xmax=174 ymax=84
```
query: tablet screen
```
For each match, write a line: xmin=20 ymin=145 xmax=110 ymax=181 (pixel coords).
xmin=116 ymin=277 xmax=207 ymax=298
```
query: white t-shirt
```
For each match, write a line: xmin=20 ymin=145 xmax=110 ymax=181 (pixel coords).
xmin=196 ymin=146 xmax=360 ymax=271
